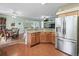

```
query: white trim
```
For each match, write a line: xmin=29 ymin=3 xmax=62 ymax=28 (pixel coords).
xmin=56 ymin=7 xmax=79 ymax=15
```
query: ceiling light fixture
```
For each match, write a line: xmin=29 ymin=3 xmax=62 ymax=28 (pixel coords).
xmin=41 ymin=16 xmax=51 ymax=20
xmin=12 ymin=15 xmax=16 ymax=18
xmin=41 ymin=1 xmax=46 ymax=5
xmin=41 ymin=2 xmax=46 ymax=5
xmin=8 ymin=9 xmax=23 ymax=17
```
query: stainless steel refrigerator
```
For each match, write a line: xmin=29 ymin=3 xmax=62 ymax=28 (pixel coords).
xmin=55 ymin=16 xmax=79 ymax=56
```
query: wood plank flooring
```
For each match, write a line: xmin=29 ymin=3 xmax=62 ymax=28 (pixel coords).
xmin=2 ymin=43 xmax=68 ymax=56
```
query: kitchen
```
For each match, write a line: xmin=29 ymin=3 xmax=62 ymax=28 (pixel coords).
xmin=0 ymin=3 xmax=79 ymax=56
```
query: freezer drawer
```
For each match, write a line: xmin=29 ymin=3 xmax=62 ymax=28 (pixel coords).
xmin=63 ymin=40 xmax=77 ymax=56
xmin=57 ymin=39 xmax=64 ymax=51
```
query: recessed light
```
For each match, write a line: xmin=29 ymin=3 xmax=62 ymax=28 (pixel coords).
xmin=41 ymin=2 xmax=46 ymax=5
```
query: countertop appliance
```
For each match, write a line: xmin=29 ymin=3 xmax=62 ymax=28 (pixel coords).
xmin=49 ymin=24 xmax=55 ymax=28
xmin=55 ymin=16 xmax=79 ymax=56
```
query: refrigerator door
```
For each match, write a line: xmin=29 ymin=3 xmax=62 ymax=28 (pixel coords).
xmin=55 ymin=17 xmax=64 ymax=37
xmin=63 ymin=40 xmax=77 ymax=56
xmin=64 ymin=16 xmax=77 ymax=40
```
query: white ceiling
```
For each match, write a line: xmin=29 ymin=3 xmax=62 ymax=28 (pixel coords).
xmin=0 ymin=3 xmax=66 ymax=18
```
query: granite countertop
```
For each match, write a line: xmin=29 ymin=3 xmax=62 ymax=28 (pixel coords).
xmin=27 ymin=28 xmax=55 ymax=33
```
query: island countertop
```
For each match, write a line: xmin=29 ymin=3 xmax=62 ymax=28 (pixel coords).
xmin=26 ymin=28 xmax=55 ymax=33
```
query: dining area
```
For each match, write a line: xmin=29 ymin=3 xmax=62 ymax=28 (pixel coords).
xmin=0 ymin=24 xmax=19 ymax=48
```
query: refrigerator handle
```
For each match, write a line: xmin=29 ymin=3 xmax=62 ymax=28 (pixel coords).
xmin=63 ymin=19 xmax=66 ymax=36
xmin=56 ymin=27 xmax=58 ymax=32
xmin=63 ymin=19 xmax=65 ymax=35
xmin=64 ymin=19 xmax=66 ymax=35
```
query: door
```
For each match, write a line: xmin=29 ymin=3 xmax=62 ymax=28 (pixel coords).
xmin=55 ymin=17 xmax=64 ymax=37
xmin=64 ymin=16 xmax=77 ymax=40
xmin=63 ymin=40 xmax=77 ymax=56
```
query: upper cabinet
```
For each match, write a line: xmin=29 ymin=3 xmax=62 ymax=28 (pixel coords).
xmin=56 ymin=4 xmax=79 ymax=16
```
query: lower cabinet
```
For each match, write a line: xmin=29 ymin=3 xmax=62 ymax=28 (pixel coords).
xmin=40 ymin=32 xmax=55 ymax=44
xmin=46 ymin=32 xmax=53 ymax=43
xmin=31 ymin=35 xmax=36 ymax=45
xmin=51 ymin=33 xmax=55 ymax=44
xmin=40 ymin=32 xmax=46 ymax=43
xmin=27 ymin=32 xmax=55 ymax=47
xmin=27 ymin=32 xmax=40 ymax=47
xmin=35 ymin=32 xmax=40 ymax=44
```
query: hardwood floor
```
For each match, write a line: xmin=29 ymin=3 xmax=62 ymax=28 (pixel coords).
xmin=1 ymin=43 xmax=68 ymax=56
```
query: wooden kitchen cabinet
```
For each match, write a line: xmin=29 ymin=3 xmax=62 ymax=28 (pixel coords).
xmin=40 ymin=32 xmax=55 ymax=44
xmin=46 ymin=32 xmax=52 ymax=43
xmin=51 ymin=33 xmax=55 ymax=44
xmin=35 ymin=32 xmax=40 ymax=44
xmin=27 ymin=32 xmax=40 ymax=47
xmin=40 ymin=32 xmax=46 ymax=43
xmin=27 ymin=33 xmax=36 ymax=47
xmin=31 ymin=35 xmax=36 ymax=45
xmin=27 ymin=32 xmax=55 ymax=47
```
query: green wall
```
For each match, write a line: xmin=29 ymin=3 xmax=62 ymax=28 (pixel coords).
xmin=6 ymin=16 xmax=24 ymax=34
xmin=0 ymin=14 xmax=42 ymax=34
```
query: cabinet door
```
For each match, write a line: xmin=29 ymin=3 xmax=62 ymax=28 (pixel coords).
xmin=51 ymin=33 xmax=55 ymax=44
xmin=27 ymin=33 xmax=36 ymax=47
xmin=31 ymin=33 xmax=36 ymax=45
xmin=35 ymin=32 xmax=40 ymax=43
xmin=40 ymin=32 xmax=55 ymax=43
xmin=31 ymin=36 xmax=36 ymax=45
xmin=40 ymin=32 xmax=46 ymax=43
xmin=46 ymin=32 xmax=52 ymax=43
xmin=45 ymin=32 xmax=55 ymax=43
xmin=27 ymin=33 xmax=31 ymax=47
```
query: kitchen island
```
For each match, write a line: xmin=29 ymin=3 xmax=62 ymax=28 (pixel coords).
xmin=26 ymin=28 xmax=55 ymax=47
